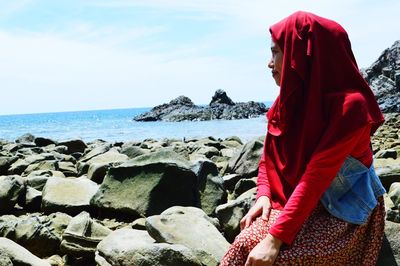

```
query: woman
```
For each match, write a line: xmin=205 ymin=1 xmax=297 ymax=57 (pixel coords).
xmin=220 ymin=11 xmax=386 ymax=266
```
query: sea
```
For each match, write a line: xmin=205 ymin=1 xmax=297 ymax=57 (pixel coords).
xmin=0 ymin=105 xmax=272 ymax=143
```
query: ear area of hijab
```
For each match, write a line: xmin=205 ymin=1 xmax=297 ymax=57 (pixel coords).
xmin=290 ymin=18 xmax=312 ymax=81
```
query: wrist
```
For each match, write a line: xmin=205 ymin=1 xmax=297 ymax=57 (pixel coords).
xmin=266 ymin=233 xmax=283 ymax=248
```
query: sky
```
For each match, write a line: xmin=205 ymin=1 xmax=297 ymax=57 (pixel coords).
xmin=0 ymin=0 xmax=399 ymax=115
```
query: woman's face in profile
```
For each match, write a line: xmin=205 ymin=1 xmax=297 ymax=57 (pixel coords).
xmin=268 ymin=40 xmax=283 ymax=86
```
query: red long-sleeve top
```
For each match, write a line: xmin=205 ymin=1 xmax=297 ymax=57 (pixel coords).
xmin=256 ymin=124 xmax=373 ymax=245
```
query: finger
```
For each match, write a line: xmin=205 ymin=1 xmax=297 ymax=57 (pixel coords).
xmin=240 ymin=216 xmax=246 ymax=231
xmin=244 ymin=215 xmax=253 ymax=229
xmin=244 ymin=257 xmax=252 ymax=266
xmin=261 ymin=206 xmax=271 ymax=220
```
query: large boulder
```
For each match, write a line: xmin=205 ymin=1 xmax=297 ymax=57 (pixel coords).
xmin=61 ymin=211 xmax=112 ymax=258
xmin=216 ymin=188 xmax=257 ymax=242
xmin=0 ymin=237 xmax=50 ymax=266
xmin=0 ymin=212 xmax=71 ymax=257
xmin=41 ymin=176 xmax=99 ymax=215
xmin=0 ymin=175 xmax=25 ymax=212
xmin=146 ymin=206 xmax=230 ymax=265
xmin=191 ymin=159 xmax=227 ymax=216
xmin=96 ymin=228 xmax=202 ymax=266
xmin=227 ymin=137 xmax=264 ymax=177
xmin=91 ymin=150 xmax=199 ymax=219
xmin=57 ymin=139 xmax=88 ymax=154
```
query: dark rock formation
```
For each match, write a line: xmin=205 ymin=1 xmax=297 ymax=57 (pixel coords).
xmin=134 ymin=90 xmax=267 ymax=122
xmin=362 ymin=40 xmax=400 ymax=113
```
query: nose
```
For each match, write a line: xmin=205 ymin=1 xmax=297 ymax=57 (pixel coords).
xmin=268 ymin=58 xmax=274 ymax=69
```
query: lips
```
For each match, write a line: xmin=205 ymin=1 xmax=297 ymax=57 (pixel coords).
xmin=272 ymin=70 xmax=278 ymax=77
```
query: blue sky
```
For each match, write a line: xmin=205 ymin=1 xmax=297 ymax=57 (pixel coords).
xmin=1 ymin=0 xmax=399 ymax=115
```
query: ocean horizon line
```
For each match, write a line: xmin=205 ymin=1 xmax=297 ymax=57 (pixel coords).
xmin=0 ymin=101 xmax=274 ymax=117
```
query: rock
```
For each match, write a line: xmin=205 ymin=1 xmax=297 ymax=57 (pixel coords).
xmin=377 ymin=221 xmax=400 ymax=265
xmin=191 ymin=159 xmax=227 ymax=216
xmin=34 ymin=137 xmax=57 ymax=147
xmin=389 ymin=182 xmax=400 ymax=209
xmin=24 ymin=186 xmax=42 ymax=211
xmin=57 ymin=161 xmax=77 ymax=177
xmin=222 ymin=174 xmax=242 ymax=192
xmin=79 ymin=143 xmax=112 ymax=163
xmin=216 ymin=188 xmax=257 ymax=242
xmin=0 ymin=156 xmax=18 ymax=175
xmin=121 ymin=145 xmax=148 ymax=158
xmin=131 ymin=217 xmax=147 ymax=230
xmin=134 ymin=90 xmax=267 ymax=122
xmin=374 ymin=159 xmax=400 ymax=191
xmin=87 ymin=163 xmax=109 ymax=184
xmin=23 ymin=160 xmax=59 ymax=176
xmin=210 ymin=89 xmax=235 ymax=106
xmin=0 ymin=237 xmax=50 ymax=266
xmin=57 ymin=139 xmax=88 ymax=154
xmin=0 ymin=175 xmax=25 ymax=212
xmin=233 ymin=177 xmax=257 ymax=199
xmin=227 ymin=137 xmax=264 ymax=177
xmin=91 ymin=150 xmax=199 ymax=219
xmin=96 ymin=228 xmax=202 ymax=266
xmin=15 ymin=133 xmax=35 ymax=144
xmin=375 ymin=149 xmax=398 ymax=159
xmin=146 ymin=206 xmax=230 ymax=264
xmin=60 ymin=211 xmax=112 ymax=258
xmin=42 ymin=176 xmax=99 ymax=215
xmin=0 ymin=212 xmax=71 ymax=257
xmin=363 ymin=40 xmax=400 ymax=113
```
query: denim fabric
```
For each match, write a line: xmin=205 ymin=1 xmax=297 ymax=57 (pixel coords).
xmin=320 ymin=156 xmax=386 ymax=224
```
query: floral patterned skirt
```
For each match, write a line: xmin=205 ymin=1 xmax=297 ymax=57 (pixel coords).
xmin=220 ymin=198 xmax=385 ymax=266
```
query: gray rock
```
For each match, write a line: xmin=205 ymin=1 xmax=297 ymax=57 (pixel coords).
xmin=23 ymin=160 xmax=59 ymax=176
xmin=363 ymin=40 xmax=400 ymax=113
xmin=233 ymin=177 xmax=257 ymax=199
xmin=191 ymin=159 xmax=227 ymax=216
xmin=87 ymin=163 xmax=109 ymax=184
xmin=389 ymin=182 xmax=400 ymax=209
xmin=146 ymin=206 xmax=230 ymax=264
xmin=227 ymin=137 xmax=264 ymax=177
xmin=91 ymin=150 xmax=199 ymax=219
xmin=0 ymin=237 xmax=50 ymax=266
xmin=15 ymin=133 xmax=35 ymax=144
xmin=222 ymin=174 xmax=242 ymax=192
xmin=79 ymin=143 xmax=112 ymax=163
xmin=24 ymin=186 xmax=42 ymax=211
xmin=134 ymin=90 xmax=267 ymax=122
xmin=0 ymin=175 xmax=25 ymax=212
xmin=0 ymin=212 xmax=71 ymax=257
xmin=377 ymin=221 xmax=400 ymax=265
xmin=96 ymin=228 xmax=202 ymax=266
xmin=57 ymin=161 xmax=77 ymax=177
xmin=216 ymin=188 xmax=257 ymax=242
xmin=61 ymin=211 xmax=112 ymax=258
xmin=0 ymin=156 xmax=18 ymax=175
xmin=375 ymin=149 xmax=398 ymax=159
xmin=34 ymin=137 xmax=57 ymax=147
xmin=42 ymin=176 xmax=99 ymax=215
xmin=57 ymin=139 xmax=88 ymax=154
xmin=120 ymin=145 xmax=148 ymax=159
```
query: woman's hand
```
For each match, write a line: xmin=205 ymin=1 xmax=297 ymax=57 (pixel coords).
xmin=244 ymin=234 xmax=282 ymax=266
xmin=240 ymin=196 xmax=271 ymax=230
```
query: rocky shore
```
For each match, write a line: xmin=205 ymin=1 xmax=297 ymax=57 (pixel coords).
xmin=133 ymin=89 xmax=268 ymax=122
xmin=1 ymin=40 xmax=399 ymax=266
xmin=0 ymin=112 xmax=400 ymax=265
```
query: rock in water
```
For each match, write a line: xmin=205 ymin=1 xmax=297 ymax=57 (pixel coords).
xmin=133 ymin=90 xmax=267 ymax=122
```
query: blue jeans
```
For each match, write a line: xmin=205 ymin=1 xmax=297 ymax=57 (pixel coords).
xmin=320 ymin=156 xmax=386 ymax=224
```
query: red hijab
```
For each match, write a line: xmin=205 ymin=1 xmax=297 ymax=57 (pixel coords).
xmin=265 ymin=11 xmax=384 ymax=197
